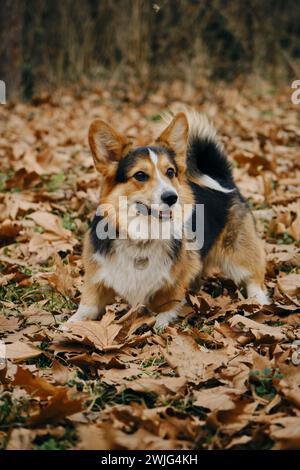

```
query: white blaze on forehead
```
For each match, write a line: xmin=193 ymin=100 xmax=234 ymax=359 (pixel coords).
xmin=148 ymin=149 xmax=177 ymax=200
xmin=149 ymin=148 xmax=158 ymax=166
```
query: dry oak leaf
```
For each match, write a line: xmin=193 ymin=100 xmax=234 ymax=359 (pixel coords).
xmin=225 ymin=434 xmax=252 ymax=449
xmin=228 ymin=314 xmax=286 ymax=342
xmin=38 ymin=254 xmax=76 ymax=297
xmin=12 ymin=366 xmax=58 ymax=398
xmin=6 ymin=426 xmax=66 ymax=451
xmin=277 ymin=274 xmax=300 ymax=299
xmin=251 ymin=349 xmax=274 ymax=371
xmin=3 ymin=341 xmax=42 ymax=362
xmin=232 ymin=151 xmax=274 ymax=176
xmin=193 ymin=387 xmax=240 ymax=412
xmin=51 ymin=360 xmax=71 ymax=385
xmin=28 ymin=388 xmax=84 ymax=426
xmin=158 ymin=414 xmax=202 ymax=443
xmin=0 ymin=316 xmax=20 ymax=332
xmin=28 ymin=211 xmax=72 ymax=240
xmin=98 ymin=364 xmax=143 ymax=385
xmin=55 ymin=315 xmax=123 ymax=351
xmin=4 ymin=168 xmax=40 ymax=191
xmin=0 ymin=254 xmax=27 ymax=267
xmin=162 ymin=331 xmax=230 ymax=382
xmin=277 ymin=363 xmax=300 ymax=408
xmin=218 ymin=362 xmax=251 ymax=393
xmin=104 ymin=402 xmax=161 ymax=434
xmin=270 ymin=417 xmax=300 ymax=450
xmin=55 ymin=310 xmax=153 ymax=351
xmin=209 ymin=400 xmax=258 ymax=435
xmin=28 ymin=233 xmax=75 ymax=261
xmin=0 ymin=219 xmax=22 ymax=239
xmin=266 ymin=245 xmax=300 ymax=271
xmin=127 ymin=376 xmax=187 ymax=395
xmin=0 ymin=273 xmax=17 ymax=286
xmin=10 ymin=366 xmax=84 ymax=425
xmin=102 ymin=402 xmax=199 ymax=446
xmin=76 ymin=423 xmax=183 ymax=450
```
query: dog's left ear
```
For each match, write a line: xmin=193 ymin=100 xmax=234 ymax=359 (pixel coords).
xmin=89 ymin=120 xmax=130 ymax=175
xmin=156 ymin=113 xmax=188 ymax=161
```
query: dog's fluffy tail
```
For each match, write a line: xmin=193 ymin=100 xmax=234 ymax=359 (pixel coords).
xmin=184 ymin=108 xmax=234 ymax=191
xmin=161 ymin=107 xmax=235 ymax=192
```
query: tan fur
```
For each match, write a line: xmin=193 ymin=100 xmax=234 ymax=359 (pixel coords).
xmin=203 ymin=199 xmax=266 ymax=288
xmin=80 ymin=237 xmax=116 ymax=313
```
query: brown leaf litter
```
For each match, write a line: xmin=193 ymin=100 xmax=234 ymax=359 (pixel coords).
xmin=0 ymin=80 xmax=299 ymax=450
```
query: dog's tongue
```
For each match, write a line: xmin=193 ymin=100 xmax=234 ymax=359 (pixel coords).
xmin=135 ymin=203 xmax=172 ymax=219
xmin=159 ymin=210 xmax=171 ymax=219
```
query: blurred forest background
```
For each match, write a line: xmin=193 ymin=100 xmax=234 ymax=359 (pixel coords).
xmin=1 ymin=0 xmax=300 ymax=100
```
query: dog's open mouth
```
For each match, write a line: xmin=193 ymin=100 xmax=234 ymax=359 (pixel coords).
xmin=135 ymin=202 xmax=173 ymax=220
xmin=155 ymin=209 xmax=173 ymax=220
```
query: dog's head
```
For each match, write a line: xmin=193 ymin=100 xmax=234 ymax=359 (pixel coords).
xmin=89 ymin=113 xmax=193 ymax=239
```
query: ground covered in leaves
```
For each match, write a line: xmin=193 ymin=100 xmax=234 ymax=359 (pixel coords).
xmin=0 ymin=79 xmax=299 ymax=450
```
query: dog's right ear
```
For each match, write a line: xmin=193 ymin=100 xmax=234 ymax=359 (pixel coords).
xmin=88 ymin=120 xmax=130 ymax=175
xmin=156 ymin=113 xmax=188 ymax=171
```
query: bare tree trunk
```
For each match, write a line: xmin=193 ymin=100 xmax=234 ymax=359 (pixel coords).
xmin=0 ymin=0 xmax=24 ymax=100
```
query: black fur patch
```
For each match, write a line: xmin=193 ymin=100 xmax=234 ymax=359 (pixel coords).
xmin=189 ymin=181 xmax=234 ymax=257
xmin=187 ymin=137 xmax=234 ymax=189
xmin=90 ymin=214 xmax=114 ymax=255
xmin=115 ymin=153 xmax=139 ymax=183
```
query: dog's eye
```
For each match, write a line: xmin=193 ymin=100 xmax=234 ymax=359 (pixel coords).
xmin=166 ymin=168 xmax=175 ymax=178
xmin=133 ymin=171 xmax=149 ymax=182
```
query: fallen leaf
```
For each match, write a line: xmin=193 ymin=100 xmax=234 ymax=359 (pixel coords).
xmin=52 ymin=360 xmax=71 ymax=385
xmin=12 ymin=366 xmax=58 ymax=397
xmin=28 ymin=388 xmax=84 ymax=425
xmin=277 ymin=274 xmax=300 ymax=298
xmin=229 ymin=314 xmax=286 ymax=342
xmin=128 ymin=376 xmax=186 ymax=395
xmin=162 ymin=331 xmax=230 ymax=382
xmin=29 ymin=211 xmax=72 ymax=239
xmin=270 ymin=417 xmax=300 ymax=449
xmin=193 ymin=387 xmax=239 ymax=412
xmin=38 ymin=254 xmax=76 ymax=297
xmin=4 ymin=342 xmax=42 ymax=362
xmin=54 ymin=308 xmax=154 ymax=351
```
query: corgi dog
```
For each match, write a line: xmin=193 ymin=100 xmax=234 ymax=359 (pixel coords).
xmin=65 ymin=109 xmax=269 ymax=330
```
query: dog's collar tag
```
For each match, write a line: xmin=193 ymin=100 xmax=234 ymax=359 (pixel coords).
xmin=134 ymin=257 xmax=149 ymax=270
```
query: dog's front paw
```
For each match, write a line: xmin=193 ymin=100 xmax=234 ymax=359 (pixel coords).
xmin=59 ymin=305 xmax=99 ymax=331
xmin=154 ymin=310 xmax=178 ymax=333
xmin=58 ymin=315 xmax=79 ymax=332
xmin=58 ymin=323 xmax=71 ymax=332
xmin=154 ymin=317 xmax=170 ymax=333
xmin=247 ymin=284 xmax=271 ymax=305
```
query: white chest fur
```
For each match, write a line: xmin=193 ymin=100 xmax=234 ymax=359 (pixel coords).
xmin=92 ymin=240 xmax=174 ymax=306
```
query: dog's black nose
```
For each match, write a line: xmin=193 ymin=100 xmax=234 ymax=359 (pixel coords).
xmin=161 ymin=191 xmax=178 ymax=206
